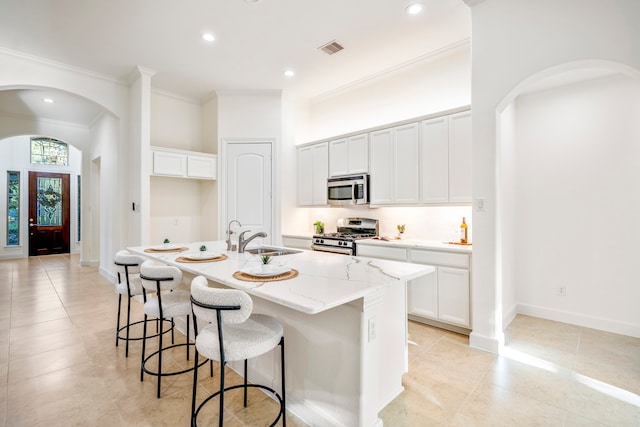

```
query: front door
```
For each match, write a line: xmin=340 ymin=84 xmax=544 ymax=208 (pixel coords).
xmin=28 ymin=171 xmax=70 ymax=256
xmin=225 ymin=142 xmax=272 ymax=244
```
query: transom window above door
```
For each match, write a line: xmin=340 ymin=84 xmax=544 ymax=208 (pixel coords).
xmin=30 ymin=137 xmax=69 ymax=166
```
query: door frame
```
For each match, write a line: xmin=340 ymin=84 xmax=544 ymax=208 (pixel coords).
xmin=219 ymin=138 xmax=279 ymax=243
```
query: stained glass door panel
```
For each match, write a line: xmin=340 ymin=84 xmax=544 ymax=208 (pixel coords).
xmin=28 ymin=172 xmax=70 ymax=256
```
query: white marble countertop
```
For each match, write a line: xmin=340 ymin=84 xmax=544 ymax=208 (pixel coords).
xmin=127 ymin=240 xmax=434 ymax=315
xmin=357 ymin=237 xmax=473 ymax=253
xmin=282 ymin=233 xmax=472 ymax=253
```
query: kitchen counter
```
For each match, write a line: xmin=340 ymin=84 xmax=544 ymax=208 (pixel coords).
xmin=127 ymin=240 xmax=434 ymax=427
xmin=358 ymin=237 xmax=473 ymax=253
xmin=128 ymin=240 xmax=430 ymax=315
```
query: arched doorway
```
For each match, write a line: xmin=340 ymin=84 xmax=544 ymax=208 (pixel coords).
xmin=495 ymin=60 xmax=640 ymax=338
xmin=0 ymin=86 xmax=111 ymax=265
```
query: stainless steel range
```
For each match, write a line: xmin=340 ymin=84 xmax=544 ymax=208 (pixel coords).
xmin=312 ymin=218 xmax=379 ymax=255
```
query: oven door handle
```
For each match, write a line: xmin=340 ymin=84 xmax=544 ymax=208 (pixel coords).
xmin=311 ymin=245 xmax=353 ymax=255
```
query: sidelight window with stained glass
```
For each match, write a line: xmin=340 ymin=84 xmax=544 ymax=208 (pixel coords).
xmin=7 ymin=171 xmax=20 ymax=246
xmin=36 ymin=177 xmax=63 ymax=226
xmin=30 ymin=137 xmax=68 ymax=166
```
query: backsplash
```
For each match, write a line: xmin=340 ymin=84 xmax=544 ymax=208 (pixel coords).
xmin=293 ymin=205 xmax=473 ymax=243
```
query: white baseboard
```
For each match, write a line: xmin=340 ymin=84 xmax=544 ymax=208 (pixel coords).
xmin=516 ymin=303 xmax=640 ymax=338
xmin=469 ymin=331 xmax=503 ymax=354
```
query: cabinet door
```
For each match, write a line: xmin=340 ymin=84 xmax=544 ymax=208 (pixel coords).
xmin=437 ymin=267 xmax=470 ymax=327
xmin=369 ymin=129 xmax=394 ymax=204
xmin=297 ymin=146 xmax=313 ymax=205
xmin=187 ymin=155 xmax=216 ymax=179
xmin=311 ymin=143 xmax=329 ymax=205
xmin=420 ymin=116 xmax=449 ymax=203
xmin=393 ymin=123 xmax=420 ymax=204
xmin=153 ymin=150 xmax=186 ymax=177
xmin=407 ymin=271 xmax=438 ymax=319
xmin=348 ymin=134 xmax=369 ymax=174
xmin=329 ymin=138 xmax=349 ymax=177
xmin=448 ymin=111 xmax=472 ymax=203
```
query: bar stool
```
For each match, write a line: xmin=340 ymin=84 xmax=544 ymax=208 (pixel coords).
xmin=114 ymin=250 xmax=167 ymax=357
xmin=140 ymin=260 xmax=205 ymax=398
xmin=190 ymin=275 xmax=286 ymax=427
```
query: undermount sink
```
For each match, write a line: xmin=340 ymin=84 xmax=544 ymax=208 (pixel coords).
xmin=245 ymin=246 xmax=302 ymax=256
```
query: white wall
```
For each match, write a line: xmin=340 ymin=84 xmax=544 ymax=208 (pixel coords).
xmin=0 ymin=136 xmax=82 ymax=258
xmin=216 ymin=92 xmax=283 ymax=241
xmin=466 ymin=0 xmax=640 ymax=351
xmin=511 ymin=74 xmax=640 ymax=335
xmin=307 ymin=46 xmax=471 ymax=141
xmin=148 ymin=91 xmax=217 ymax=244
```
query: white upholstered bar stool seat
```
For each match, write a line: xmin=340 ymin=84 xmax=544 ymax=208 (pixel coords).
xmin=190 ymin=275 xmax=286 ymax=426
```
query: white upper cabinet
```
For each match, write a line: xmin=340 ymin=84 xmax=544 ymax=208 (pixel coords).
xmin=420 ymin=116 xmax=449 ymax=203
xmin=329 ymin=133 xmax=369 ymax=177
xmin=151 ymin=146 xmax=216 ymax=180
xmin=448 ymin=111 xmax=472 ymax=203
xmin=297 ymin=142 xmax=328 ymax=206
xmin=370 ymin=123 xmax=420 ymax=205
xmin=420 ymin=110 xmax=471 ymax=204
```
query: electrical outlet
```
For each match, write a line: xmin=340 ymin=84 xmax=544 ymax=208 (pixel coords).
xmin=368 ymin=317 xmax=377 ymax=342
xmin=556 ymin=286 xmax=567 ymax=296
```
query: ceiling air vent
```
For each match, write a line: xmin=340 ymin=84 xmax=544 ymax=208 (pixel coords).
xmin=318 ymin=40 xmax=344 ymax=55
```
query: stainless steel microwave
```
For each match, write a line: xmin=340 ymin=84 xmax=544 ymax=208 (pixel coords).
xmin=327 ymin=174 xmax=369 ymax=206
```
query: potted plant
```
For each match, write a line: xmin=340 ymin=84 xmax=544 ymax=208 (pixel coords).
xmin=314 ymin=221 xmax=325 ymax=234
xmin=397 ymin=224 xmax=406 ymax=239
xmin=163 ymin=238 xmax=171 ymax=247
xmin=261 ymin=255 xmax=272 ymax=272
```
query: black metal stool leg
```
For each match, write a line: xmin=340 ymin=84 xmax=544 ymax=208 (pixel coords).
xmin=141 ymin=313 xmax=148 ymax=382
xmin=125 ymin=296 xmax=132 ymax=357
xmin=115 ymin=294 xmax=122 ymax=347
xmin=244 ymin=359 xmax=248 ymax=407
xmin=281 ymin=337 xmax=286 ymax=426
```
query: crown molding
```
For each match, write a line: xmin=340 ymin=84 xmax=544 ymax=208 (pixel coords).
xmin=0 ymin=46 xmax=126 ymax=86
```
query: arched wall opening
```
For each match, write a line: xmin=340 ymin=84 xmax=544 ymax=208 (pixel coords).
xmin=0 ymin=85 xmax=122 ymax=267
xmin=496 ymin=60 xmax=640 ymax=338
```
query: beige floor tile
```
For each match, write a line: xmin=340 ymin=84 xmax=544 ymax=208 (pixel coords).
xmin=454 ymin=382 xmax=566 ymax=427
xmin=1 ymin=256 xmax=638 ymax=427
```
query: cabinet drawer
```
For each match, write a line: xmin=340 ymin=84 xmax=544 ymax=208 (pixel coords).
xmin=357 ymin=244 xmax=407 ymax=261
xmin=409 ymin=249 xmax=469 ymax=268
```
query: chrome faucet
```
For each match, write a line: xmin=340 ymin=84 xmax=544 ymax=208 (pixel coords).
xmin=238 ymin=230 xmax=267 ymax=253
xmin=226 ymin=220 xmax=242 ymax=251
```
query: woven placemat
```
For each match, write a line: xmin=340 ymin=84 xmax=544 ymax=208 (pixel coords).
xmin=144 ymin=247 xmax=189 ymax=253
xmin=233 ymin=269 xmax=299 ymax=282
xmin=447 ymin=242 xmax=472 ymax=246
xmin=176 ymin=254 xmax=228 ymax=263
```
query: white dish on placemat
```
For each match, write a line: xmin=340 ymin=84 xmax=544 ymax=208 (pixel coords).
xmin=151 ymin=244 xmax=181 ymax=251
xmin=241 ymin=265 xmax=291 ymax=277
xmin=182 ymin=252 xmax=221 ymax=261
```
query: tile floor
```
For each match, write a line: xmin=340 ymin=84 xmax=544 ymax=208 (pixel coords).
xmin=0 ymin=254 xmax=638 ymax=426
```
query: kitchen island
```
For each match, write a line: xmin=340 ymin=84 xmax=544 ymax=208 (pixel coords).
xmin=128 ymin=241 xmax=434 ymax=427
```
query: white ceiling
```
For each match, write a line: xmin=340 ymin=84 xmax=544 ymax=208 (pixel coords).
xmin=0 ymin=0 xmax=471 ymax=126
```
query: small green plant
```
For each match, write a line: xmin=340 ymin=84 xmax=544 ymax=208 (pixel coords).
xmin=397 ymin=224 xmax=406 ymax=234
xmin=313 ymin=220 xmax=325 ymax=234
xmin=261 ymin=255 xmax=272 ymax=265
xmin=163 ymin=238 xmax=170 ymax=244
xmin=199 ymin=245 xmax=207 ymax=252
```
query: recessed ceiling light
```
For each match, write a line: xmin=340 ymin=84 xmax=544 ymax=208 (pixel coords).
xmin=202 ymin=32 xmax=215 ymax=42
xmin=405 ymin=1 xmax=424 ymax=15
xmin=284 ymin=69 xmax=295 ymax=78
xmin=42 ymin=98 xmax=54 ymax=103
xmin=244 ymin=0 xmax=262 ymax=4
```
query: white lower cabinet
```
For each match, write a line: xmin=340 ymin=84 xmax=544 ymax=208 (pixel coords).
xmin=358 ymin=242 xmax=471 ymax=332
xmin=408 ymin=249 xmax=470 ymax=329
xmin=282 ymin=235 xmax=312 ymax=250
